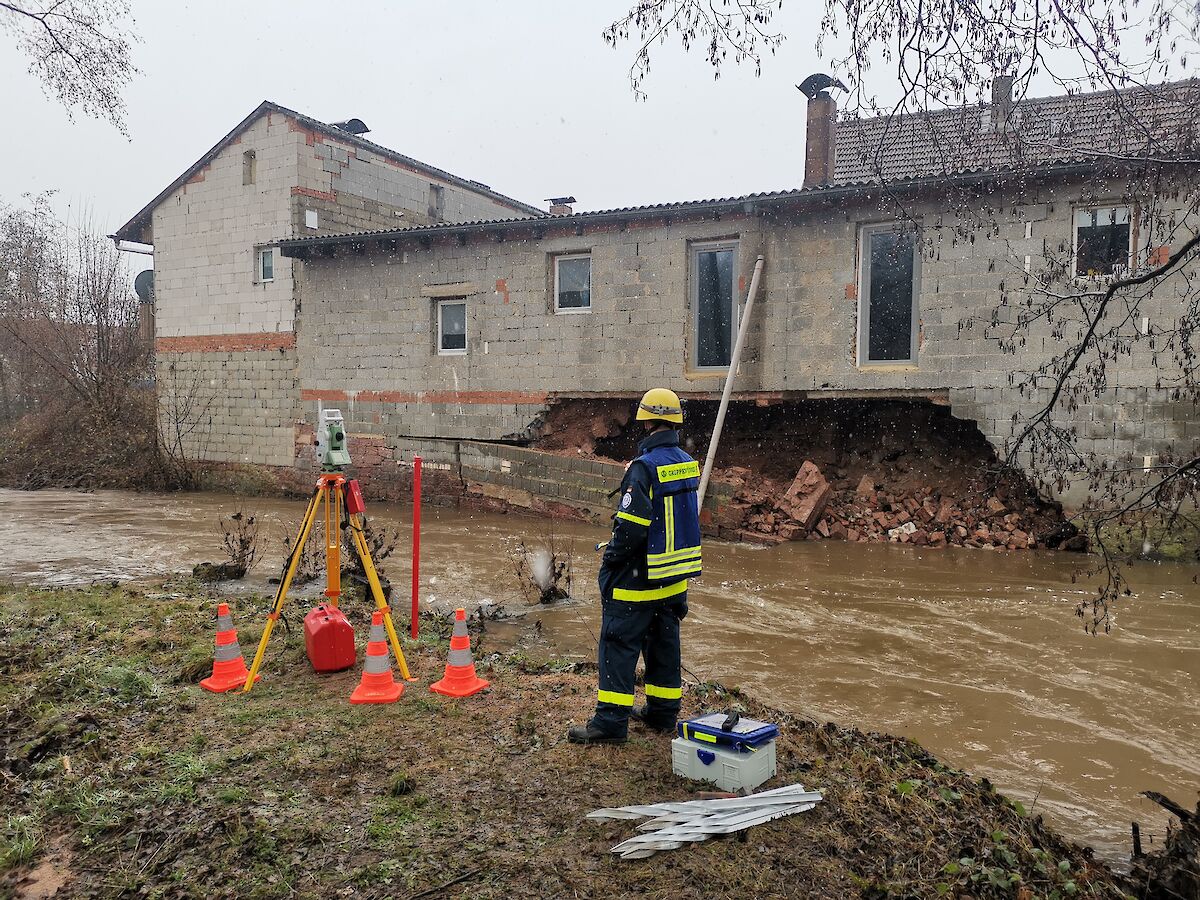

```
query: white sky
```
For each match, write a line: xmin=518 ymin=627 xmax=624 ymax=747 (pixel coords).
xmin=0 ymin=1 xmax=836 ymax=234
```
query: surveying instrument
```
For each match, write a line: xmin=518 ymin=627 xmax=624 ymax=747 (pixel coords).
xmin=243 ymin=409 xmax=412 ymax=691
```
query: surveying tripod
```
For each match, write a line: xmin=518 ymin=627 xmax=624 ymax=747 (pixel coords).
xmin=243 ymin=471 xmax=413 ymax=691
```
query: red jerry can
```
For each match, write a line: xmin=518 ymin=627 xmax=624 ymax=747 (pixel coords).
xmin=304 ymin=604 xmax=356 ymax=673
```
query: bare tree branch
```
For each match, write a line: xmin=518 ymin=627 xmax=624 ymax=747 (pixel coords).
xmin=0 ymin=0 xmax=139 ymax=133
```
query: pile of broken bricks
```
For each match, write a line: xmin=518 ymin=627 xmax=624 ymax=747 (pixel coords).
xmin=710 ymin=462 xmax=1083 ymax=551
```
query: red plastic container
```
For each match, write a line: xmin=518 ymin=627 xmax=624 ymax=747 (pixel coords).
xmin=304 ymin=604 xmax=356 ymax=673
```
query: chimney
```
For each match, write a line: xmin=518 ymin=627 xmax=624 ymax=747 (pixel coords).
xmin=797 ymin=75 xmax=845 ymax=187
xmin=546 ymin=196 xmax=576 ymax=216
xmin=990 ymin=75 xmax=1014 ymax=131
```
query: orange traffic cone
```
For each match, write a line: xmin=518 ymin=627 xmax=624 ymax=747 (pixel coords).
xmin=200 ymin=602 xmax=259 ymax=693
xmin=350 ymin=611 xmax=404 ymax=704
xmin=430 ymin=608 xmax=489 ymax=697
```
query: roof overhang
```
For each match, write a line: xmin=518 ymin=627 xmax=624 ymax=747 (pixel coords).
xmin=277 ymin=161 xmax=1116 ymax=259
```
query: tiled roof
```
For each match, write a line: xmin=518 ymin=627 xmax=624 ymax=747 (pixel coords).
xmin=278 ymin=80 xmax=1199 ymax=253
xmin=833 ymin=79 xmax=1200 ymax=184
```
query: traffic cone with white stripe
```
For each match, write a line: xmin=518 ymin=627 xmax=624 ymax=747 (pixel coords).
xmin=200 ymin=602 xmax=259 ymax=693
xmin=350 ymin=610 xmax=404 ymax=704
xmin=430 ymin=608 xmax=489 ymax=697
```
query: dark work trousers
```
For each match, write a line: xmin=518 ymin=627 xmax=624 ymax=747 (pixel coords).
xmin=590 ymin=594 xmax=685 ymax=737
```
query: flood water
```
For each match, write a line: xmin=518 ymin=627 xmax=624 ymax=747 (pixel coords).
xmin=1 ymin=487 xmax=1196 ymax=863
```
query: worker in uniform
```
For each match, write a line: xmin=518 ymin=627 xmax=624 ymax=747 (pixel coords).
xmin=569 ymin=388 xmax=703 ymax=745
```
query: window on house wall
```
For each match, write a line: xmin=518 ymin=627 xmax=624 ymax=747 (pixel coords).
xmin=554 ymin=253 xmax=591 ymax=312
xmin=858 ymin=224 xmax=919 ymax=365
xmin=1075 ymin=206 xmax=1131 ymax=277
xmin=437 ymin=299 xmax=467 ymax=355
xmin=242 ymin=150 xmax=256 ymax=185
xmin=428 ymin=184 xmax=446 ymax=222
xmin=692 ymin=241 xmax=738 ymax=368
xmin=257 ymin=248 xmax=274 ymax=283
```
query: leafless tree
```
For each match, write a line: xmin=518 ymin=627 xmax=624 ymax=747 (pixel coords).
xmin=0 ymin=0 xmax=138 ymax=133
xmin=608 ymin=0 xmax=1200 ymax=634
xmin=603 ymin=0 xmax=783 ymax=99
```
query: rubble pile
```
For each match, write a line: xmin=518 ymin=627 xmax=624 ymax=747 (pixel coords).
xmin=713 ymin=462 xmax=1080 ymax=551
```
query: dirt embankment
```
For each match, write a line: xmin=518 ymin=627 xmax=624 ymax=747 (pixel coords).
xmin=0 ymin=580 xmax=1149 ymax=899
xmin=536 ymin=398 xmax=1076 ymax=550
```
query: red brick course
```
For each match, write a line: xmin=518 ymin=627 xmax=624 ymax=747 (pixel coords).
xmin=300 ymin=389 xmax=548 ymax=405
xmin=156 ymin=332 xmax=297 ymax=353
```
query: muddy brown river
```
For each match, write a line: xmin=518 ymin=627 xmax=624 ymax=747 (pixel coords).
xmin=1 ymin=487 xmax=1196 ymax=863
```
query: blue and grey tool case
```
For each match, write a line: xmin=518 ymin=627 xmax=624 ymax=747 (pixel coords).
xmin=678 ymin=713 xmax=779 ymax=753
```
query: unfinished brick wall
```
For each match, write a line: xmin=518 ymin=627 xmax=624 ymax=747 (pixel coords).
xmin=156 ymin=347 xmax=299 ymax=468
xmin=147 ymin=107 xmax=540 ymax=474
xmin=292 ymin=175 xmax=1197 ymax=507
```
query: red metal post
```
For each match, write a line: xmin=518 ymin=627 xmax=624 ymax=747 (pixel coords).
xmin=411 ymin=455 xmax=422 ymax=639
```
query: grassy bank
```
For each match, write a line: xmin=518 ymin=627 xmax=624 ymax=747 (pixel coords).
xmin=1 ymin=581 xmax=1131 ymax=899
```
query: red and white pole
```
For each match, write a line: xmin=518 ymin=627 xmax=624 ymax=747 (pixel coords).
xmin=410 ymin=455 xmax=422 ymax=639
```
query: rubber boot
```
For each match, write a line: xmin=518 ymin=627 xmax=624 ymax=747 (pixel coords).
xmin=567 ymin=723 xmax=627 ymax=745
xmin=630 ymin=704 xmax=676 ymax=733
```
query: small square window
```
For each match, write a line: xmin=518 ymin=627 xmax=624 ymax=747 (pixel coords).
xmin=437 ymin=299 xmax=467 ymax=355
xmin=257 ymin=248 xmax=274 ymax=283
xmin=1074 ymin=206 xmax=1131 ymax=277
xmin=304 ymin=209 xmax=319 ymax=230
xmin=554 ymin=254 xmax=591 ymax=312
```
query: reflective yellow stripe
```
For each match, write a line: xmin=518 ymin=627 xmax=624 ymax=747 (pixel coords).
xmin=612 ymin=579 xmax=688 ymax=602
xmin=645 ymin=683 xmax=682 ymax=700
xmin=657 ymin=461 xmax=700 ymax=483
xmin=597 ymin=689 xmax=635 ymax=706
xmin=665 ymin=494 xmax=675 ymax=553
xmin=683 ymin=724 xmax=717 ymax=743
xmin=647 ymin=547 xmax=701 ymax=564
xmin=616 ymin=511 xmax=651 ymax=527
xmin=647 ymin=560 xmax=703 ymax=580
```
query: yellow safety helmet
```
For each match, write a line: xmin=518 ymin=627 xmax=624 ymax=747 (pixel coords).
xmin=636 ymin=387 xmax=684 ymax=424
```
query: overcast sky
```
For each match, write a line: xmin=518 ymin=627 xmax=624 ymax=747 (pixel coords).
xmin=1 ymin=1 xmax=839 ymax=234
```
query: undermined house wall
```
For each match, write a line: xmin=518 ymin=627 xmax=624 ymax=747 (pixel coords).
xmin=293 ymin=172 xmax=1198 ymax=509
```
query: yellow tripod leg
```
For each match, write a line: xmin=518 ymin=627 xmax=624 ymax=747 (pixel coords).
xmin=350 ymin=517 xmax=413 ymax=681
xmin=243 ymin=486 xmax=323 ymax=692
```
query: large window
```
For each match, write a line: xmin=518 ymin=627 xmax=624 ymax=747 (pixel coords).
xmin=858 ymin=225 xmax=919 ymax=365
xmin=1075 ymin=206 xmax=1131 ymax=277
xmin=554 ymin=253 xmax=591 ymax=312
xmin=692 ymin=241 xmax=738 ymax=368
xmin=437 ymin=299 xmax=467 ymax=355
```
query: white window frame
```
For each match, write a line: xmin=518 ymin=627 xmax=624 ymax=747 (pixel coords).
xmin=856 ymin=223 xmax=921 ymax=367
xmin=256 ymin=247 xmax=275 ymax=283
xmin=690 ymin=239 xmax=740 ymax=371
xmin=553 ymin=252 xmax=592 ymax=314
xmin=437 ymin=298 xmax=467 ymax=356
xmin=1072 ymin=204 xmax=1133 ymax=280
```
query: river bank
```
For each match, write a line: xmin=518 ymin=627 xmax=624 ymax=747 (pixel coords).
xmin=1 ymin=488 xmax=1196 ymax=864
xmin=1 ymin=580 xmax=1139 ymax=899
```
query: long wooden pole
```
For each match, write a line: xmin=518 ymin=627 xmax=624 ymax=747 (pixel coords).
xmin=697 ymin=255 xmax=765 ymax=510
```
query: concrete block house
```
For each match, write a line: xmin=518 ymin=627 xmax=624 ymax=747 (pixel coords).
xmin=115 ymin=83 xmax=1199 ymax=522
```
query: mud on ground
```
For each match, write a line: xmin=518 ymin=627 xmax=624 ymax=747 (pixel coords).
xmin=1 ymin=581 xmax=1132 ymax=899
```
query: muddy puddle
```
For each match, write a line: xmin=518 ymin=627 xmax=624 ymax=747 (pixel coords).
xmin=0 ymin=487 xmax=1196 ymax=862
